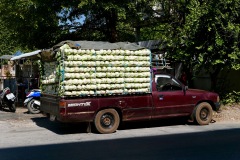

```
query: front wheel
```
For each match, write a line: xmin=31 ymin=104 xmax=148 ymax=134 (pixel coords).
xmin=8 ymin=102 xmax=16 ymax=112
xmin=193 ymin=102 xmax=213 ymax=125
xmin=94 ymin=109 xmax=120 ymax=134
xmin=27 ymin=99 xmax=41 ymax=114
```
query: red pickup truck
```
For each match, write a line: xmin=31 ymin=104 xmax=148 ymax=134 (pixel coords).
xmin=40 ymin=73 xmax=220 ymax=134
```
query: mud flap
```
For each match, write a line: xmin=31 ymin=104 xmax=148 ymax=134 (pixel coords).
xmin=50 ymin=114 xmax=56 ymax=121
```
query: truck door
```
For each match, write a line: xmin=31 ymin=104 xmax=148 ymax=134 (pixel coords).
xmin=152 ymin=75 xmax=193 ymax=118
xmin=123 ymin=95 xmax=153 ymax=121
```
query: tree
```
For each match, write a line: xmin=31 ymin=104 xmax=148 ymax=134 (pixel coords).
xmin=0 ymin=0 xmax=164 ymax=50
xmin=0 ymin=21 xmax=17 ymax=55
xmin=58 ymin=0 xmax=162 ymax=42
xmin=0 ymin=0 xmax=62 ymax=50
xmin=159 ymin=0 xmax=240 ymax=91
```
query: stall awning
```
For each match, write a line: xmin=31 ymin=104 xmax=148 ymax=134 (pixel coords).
xmin=0 ymin=55 xmax=13 ymax=60
xmin=10 ymin=50 xmax=41 ymax=61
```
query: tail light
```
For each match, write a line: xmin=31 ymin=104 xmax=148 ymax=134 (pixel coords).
xmin=26 ymin=92 xmax=31 ymax=97
xmin=59 ymin=101 xmax=67 ymax=115
xmin=5 ymin=89 xmax=11 ymax=94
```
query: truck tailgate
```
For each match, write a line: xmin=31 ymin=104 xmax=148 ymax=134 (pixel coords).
xmin=40 ymin=93 xmax=61 ymax=116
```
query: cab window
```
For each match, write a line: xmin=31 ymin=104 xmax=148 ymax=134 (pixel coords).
xmin=155 ymin=75 xmax=182 ymax=91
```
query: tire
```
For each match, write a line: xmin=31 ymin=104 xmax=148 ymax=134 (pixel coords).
xmin=9 ymin=103 xmax=16 ymax=112
xmin=193 ymin=102 xmax=213 ymax=125
xmin=27 ymin=99 xmax=41 ymax=114
xmin=94 ymin=109 xmax=120 ymax=134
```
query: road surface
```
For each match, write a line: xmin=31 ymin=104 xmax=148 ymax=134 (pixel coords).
xmin=0 ymin=108 xmax=240 ymax=160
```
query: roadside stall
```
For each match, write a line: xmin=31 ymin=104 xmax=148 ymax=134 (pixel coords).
xmin=0 ymin=55 xmax=16 ymax=92
xmin=10 ymin=50 xmax=41 ymax=105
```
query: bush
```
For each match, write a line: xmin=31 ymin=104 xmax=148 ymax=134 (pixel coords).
xmin=221 ymin=91 xmax=240 ymax=105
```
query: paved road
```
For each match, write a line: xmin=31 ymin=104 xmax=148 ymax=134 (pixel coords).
xmin=0 ymin=108 xmax=240 ymax=160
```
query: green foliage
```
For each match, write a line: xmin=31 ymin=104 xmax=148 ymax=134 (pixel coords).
xmin=161 ymin=0 xmax=240 ymax=68
xmin=222 ymin=91 xmax=240 ymax=105
xmin=0 ymin=0 xmax=62 ymax=50
xmin=0 ymin=22 xmax=15 ymax=55
xmin=0 ymin=0 xmax=239 ymax=85
xmin=66 ymin=0 xmax=159 ymax=42
xmin=0 ymin=0 xmax=161 ymax=52
xmin=157 ymin=0 xmax=240 ymax=90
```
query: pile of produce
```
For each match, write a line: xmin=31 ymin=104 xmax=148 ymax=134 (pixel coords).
xmin=41 ymin=61 xmax=59 ymax=95
xmin=41 ymin=41 xmax=152 ymax=97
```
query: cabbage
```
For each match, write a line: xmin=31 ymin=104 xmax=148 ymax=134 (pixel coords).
xmin=41 ymin=44 xmax=151 ymax=96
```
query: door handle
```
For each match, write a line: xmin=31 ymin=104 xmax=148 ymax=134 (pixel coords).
xmin=159 ymin=95 xmax=164 ymax=100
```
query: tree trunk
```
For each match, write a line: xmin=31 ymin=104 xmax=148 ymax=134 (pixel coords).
xmin=134 ymin=26 xmax=140 ymax=42
xmin=105 ymin=9 xmax=118 ymax=42
xmin=210 ymin=67 xmax=221 ymax=92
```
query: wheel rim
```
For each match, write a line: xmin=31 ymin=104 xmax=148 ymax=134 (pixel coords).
xmin=100 ymin=113 xmax=115 ymax=129
xmin=200 ymin=108 xmax=209 ymax=121
xmin=30 ymin=102 xmax=38 ymax=111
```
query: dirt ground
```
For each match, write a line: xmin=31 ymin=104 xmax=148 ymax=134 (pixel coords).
xmin=213 ymin=103 xmax=240 ymax=122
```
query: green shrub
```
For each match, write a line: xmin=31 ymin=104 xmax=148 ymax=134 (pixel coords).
xmin=222 ymin=91 xmax=240 ymax=105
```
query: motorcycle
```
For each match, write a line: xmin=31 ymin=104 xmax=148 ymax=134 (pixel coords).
xmin=24 ymin=89 xmax=41 ymax=114
xmin=0 ymin=87 xmax=16 ymax=112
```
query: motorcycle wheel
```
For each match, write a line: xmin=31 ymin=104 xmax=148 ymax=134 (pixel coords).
xmin=27 ymin=99 xmax=41 ymax=114
xmin=9 ymin=103 xmax=16 ymax=112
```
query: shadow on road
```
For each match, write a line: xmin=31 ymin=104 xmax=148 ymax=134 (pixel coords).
xmin=119 ymin=117 xmax=190 ymax=130
xmin=1 ymin=128 xmax=240 ymax=160
xmin=31 ymin=116 xmax=191 ymax=135
xmin=31 ymin=117 xmax=91 ymax=134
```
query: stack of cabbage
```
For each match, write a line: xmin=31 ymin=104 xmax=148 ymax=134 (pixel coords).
xmin=41 ymin=61 xmax=59 ymax=95
xmin=41 ymin=43 xmax=151 ymax=97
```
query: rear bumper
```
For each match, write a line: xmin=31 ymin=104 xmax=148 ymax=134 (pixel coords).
xmin=40 ymin=94 xmax=60 ymax=115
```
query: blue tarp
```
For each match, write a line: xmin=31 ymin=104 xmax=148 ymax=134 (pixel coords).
xmin=14 ymin=51 xmax=23 ymax=56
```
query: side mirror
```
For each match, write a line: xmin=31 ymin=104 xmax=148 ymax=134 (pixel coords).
xmin=183 ymin=86 xmax=188 ymax=95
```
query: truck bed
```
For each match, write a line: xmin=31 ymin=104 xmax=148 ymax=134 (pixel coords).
xmin=40 ymin=93 xmax=153 ymax=122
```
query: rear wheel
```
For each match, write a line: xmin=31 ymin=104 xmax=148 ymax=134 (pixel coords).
xmin=9 ymin=102 xmax=16 ymax=112
xmin=27 ymin=99 xmax=40 ymax=114
xmin=193 ymin=102 xmax=213 ymax=125
xmin=94 ymin=109 xmax=120 ymax=134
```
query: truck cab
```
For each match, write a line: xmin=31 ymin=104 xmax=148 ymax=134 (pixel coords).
xmin=152 ymin=74 xmax=220 ymax=124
